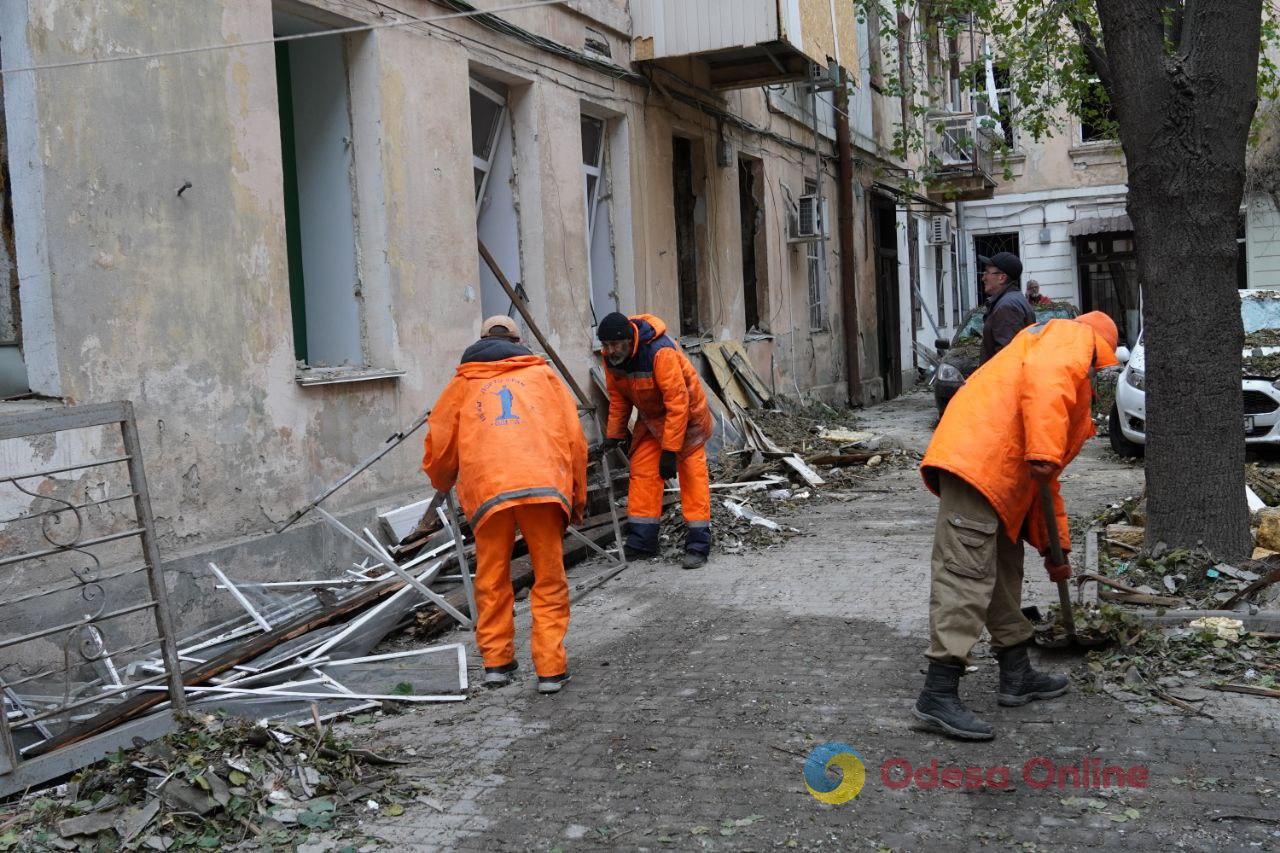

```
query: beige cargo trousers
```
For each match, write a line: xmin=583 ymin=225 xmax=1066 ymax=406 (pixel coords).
xmin=928 ymin=471 xmax=1036 ymax=665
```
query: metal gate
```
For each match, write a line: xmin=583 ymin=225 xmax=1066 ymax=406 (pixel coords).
xmin=0 ymin=402 xmax=185 ymax=796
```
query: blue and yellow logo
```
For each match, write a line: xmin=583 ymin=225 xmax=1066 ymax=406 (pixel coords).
xmin=803 ymin=742 xmax=865 ymax=804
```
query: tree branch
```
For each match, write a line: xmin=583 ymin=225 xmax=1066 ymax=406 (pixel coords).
xmin=1171 ymin=1 xmax=1189 ymax=53
xmin=1066 ymin=8 xmax=1114 ymax=96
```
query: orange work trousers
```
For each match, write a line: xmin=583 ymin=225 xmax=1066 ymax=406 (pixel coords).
xmin=471 ymin=502 xmax=570 ymax=677
xmin=626 ymin=432 xmax=711 ymax=555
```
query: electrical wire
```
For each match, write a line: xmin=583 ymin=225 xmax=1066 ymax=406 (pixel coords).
xmin=0 ymin=0 xmax=570 ymax=76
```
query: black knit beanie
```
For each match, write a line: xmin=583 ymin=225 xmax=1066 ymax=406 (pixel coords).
xmin=596 ymin=312 xmax=633 ymax=342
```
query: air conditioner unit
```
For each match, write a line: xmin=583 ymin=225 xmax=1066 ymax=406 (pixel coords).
xmin=788 ymin=194 xmax=828 ymax=242
xmin=927 ymin=215 xmax=953 ymax=245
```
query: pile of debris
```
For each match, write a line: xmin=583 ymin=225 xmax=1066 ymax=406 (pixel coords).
xmin=1090 ymin=491 xmax=1280 ymax=611
xmin=0 ymin=711 xmax=414 ymax=850
xmin=689 ymin=402 xmax=916 ymax=553
xmin=1 ymin=399 xmax=629 ymax=803
xmin=1058 ymin=602 xmax=1280 ymax=712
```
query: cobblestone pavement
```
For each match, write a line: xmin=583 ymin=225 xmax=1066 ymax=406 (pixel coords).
xmin=351 ymin=391 xmax=1279 ymax=852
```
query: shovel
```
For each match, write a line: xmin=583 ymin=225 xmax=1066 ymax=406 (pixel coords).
xmin=1036 ymin=482 xmax=1107 ymax=650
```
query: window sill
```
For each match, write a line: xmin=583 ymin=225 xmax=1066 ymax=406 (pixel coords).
xmin=295 ymin=366 xmax=406 ymax=387
xmin=1069 ymin=141 xmax=1123 ymax=161
xmin=744 ymin=330 xmax=774 ymax=342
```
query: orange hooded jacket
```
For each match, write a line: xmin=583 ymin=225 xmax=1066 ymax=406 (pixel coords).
xmin=921 ymin=315 xmax=1119 ymax=556
xmin=422 ymin=355 xmax=588 ymax=531
xmin=603 ymin=314 xmax=713 ymax=454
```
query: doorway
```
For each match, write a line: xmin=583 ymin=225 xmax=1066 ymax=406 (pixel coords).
xmin=872 ymin=196 xmax=902 ymax=400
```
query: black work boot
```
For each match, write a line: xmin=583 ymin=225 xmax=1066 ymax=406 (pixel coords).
xmin=912 ymin=663 xmax=995 ymax=741
xmin=995 ymin=643 xmax=1069 ymax=706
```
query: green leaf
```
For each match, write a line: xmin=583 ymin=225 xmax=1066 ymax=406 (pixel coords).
xmin=1124 ymin=808 xmax=1141 ymax=819
xmin=192 ymin=774 xmax=211 ymax=791
xmin=309 ymin=798 xmax=336 ymax=814
xmin=392 ymin=682 xmax=415 ymax=696
xmin=690 ymin=826 xmax=710 ymax=836
xmin=383 ymin=803 xmax=405 ymax=817
xmin=1109 ymin=814 xmax=1128 ymax=823
xmin=0 ymin=831 xmax=20 ymax=851
xmin=229 ymin=770 xmax=247 ymax=786
xmin=298 ymin=811 xmax=332 ymax=829
xmin=197 ymin=835 xmax=221 ymax=849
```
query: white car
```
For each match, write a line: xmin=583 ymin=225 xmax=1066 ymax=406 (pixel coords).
xmin=1111 ymin=289 xmax=1280 ymax=457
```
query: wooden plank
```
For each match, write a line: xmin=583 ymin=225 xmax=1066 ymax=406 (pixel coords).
xmin=781 ymin=455 xmax=826 ymax=487
xmin=701 ymin=343 xmax=751 ymax=410
xmin=724 ymin=342 xmax=773 ymax=406
xmin=478 ymin=239 xmax=592 ymax=410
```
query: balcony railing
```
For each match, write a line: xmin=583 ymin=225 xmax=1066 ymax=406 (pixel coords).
xmin=924 ymin=111 xmax=1003 ymax=201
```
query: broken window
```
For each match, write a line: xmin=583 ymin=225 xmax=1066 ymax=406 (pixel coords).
xmin=1077 ymin=79 xmax=1116 ymax=144
xmin=471 ymin=76 xmax=524 ymax=324
xmin=0 ymin=59 xmax=28 ymax=397
xmin=581 ymin=114 xmax=617 ymax=324
xmin=672 ymin=136 xmax=700 ymax=335
xmin=274 ymin=12 xmax=365 ymax=369
xmin=804 ymin=178 xmax=826 ymax=331
xmin=975 ymin=61 xmax=1016 ymax=149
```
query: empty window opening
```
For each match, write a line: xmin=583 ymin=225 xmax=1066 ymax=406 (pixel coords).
xmin=737 ymin=157 xmax=768 ymax=333
xmin=1077 ymin=79 xmax=1116 ymax=144
xmin=274 ymin=12 xmax=364 ymax=368
xmin=582 ymin=114 xmax=617 ymax=324
xmin=672 ymin=136 xmax=700 ymax=335
xmin=471 ymin=76 xmax=523 ymax=325
xmin=0 ymin=58 xmax=28 ymax=397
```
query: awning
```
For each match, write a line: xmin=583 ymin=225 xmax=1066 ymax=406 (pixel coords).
xmin=1068 ymin=213 xmax=1133 ymax=237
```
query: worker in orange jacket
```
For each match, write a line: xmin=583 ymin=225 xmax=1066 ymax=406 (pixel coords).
xmin=914 ymin=310 xmax=1119 ymax=740
xmin=596 ymin=313 xmax=713 ymax=569
xmin=422 ymin=316 xmax=587 ymax=694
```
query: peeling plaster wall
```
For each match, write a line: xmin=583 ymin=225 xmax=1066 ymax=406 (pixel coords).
xmin=0 ymin=0 xmax=855 ymax=641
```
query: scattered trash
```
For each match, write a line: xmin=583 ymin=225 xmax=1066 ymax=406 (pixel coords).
xmin=1 ymin=712 xmax=415 ymax=849
xmin=1188 ymin=617 xmax=1245 ymax=642
xmin=723 ymin=499 xmax=782 ymax=532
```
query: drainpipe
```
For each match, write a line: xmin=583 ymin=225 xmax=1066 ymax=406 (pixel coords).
xmin=834 ymin=66 xmax=862 ymax=406
xmin=898 ymin=9 xmax=920 ymax=374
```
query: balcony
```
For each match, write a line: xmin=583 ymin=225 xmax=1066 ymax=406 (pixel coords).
xmin=631 ymin=0 xmax=858 ymax=91
xmin=923 ymin=111 xmax=1002 ymax=202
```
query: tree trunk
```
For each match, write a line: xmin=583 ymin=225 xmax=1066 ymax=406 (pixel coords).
xmin=1094 ymin=0 xmax=1262 ymax=559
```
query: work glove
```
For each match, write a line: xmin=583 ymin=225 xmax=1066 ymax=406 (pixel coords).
xmin=659 ymin=450 xmax=679 ymax=480
xmin=601 ymin=437 xmax=626 ymax=455
xmin=1044 ymin=555 xmax=1071 ymax=584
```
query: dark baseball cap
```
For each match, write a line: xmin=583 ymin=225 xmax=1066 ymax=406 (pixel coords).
xmin=978 ymin=252 xmax=1022 ymax=281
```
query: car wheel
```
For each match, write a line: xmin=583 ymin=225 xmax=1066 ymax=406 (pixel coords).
xmin=1109 ymin=403 xmax=1144 ymax=459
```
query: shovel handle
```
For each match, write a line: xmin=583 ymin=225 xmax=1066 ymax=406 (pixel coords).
xmin=1038 ymin=482 xmax=1077 ymax=637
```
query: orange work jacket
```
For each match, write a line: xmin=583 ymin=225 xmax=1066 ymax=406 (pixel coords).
xmin=921 ymin=318 xmax=1118 ymax=555
xmin=603 ymin=314 xmax=712 ymax=454
xmin=422 ymin=354 xmax=587 ymax=531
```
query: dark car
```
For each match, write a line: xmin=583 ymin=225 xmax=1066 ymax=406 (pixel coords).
xmin=933 ymin=300 xmax=1080 ymax=413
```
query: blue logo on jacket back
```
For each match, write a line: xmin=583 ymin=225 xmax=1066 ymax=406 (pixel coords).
xmin=494 ymin=385 xmax=521 ymax=425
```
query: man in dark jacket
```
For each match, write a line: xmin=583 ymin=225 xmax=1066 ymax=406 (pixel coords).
xmin=979 ymin=252 xmax=1035 ymax=363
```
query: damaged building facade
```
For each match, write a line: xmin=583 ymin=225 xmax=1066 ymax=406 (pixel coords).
xmin=1 ymin=0 xmax=936 ymax=634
